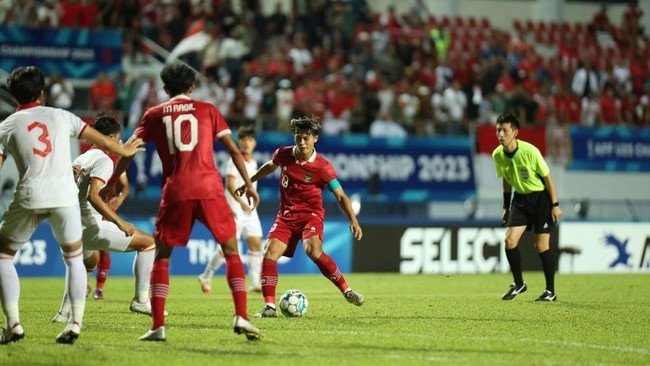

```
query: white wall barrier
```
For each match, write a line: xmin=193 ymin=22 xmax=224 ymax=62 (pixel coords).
xmin=558 ymin=222 xmax=650 ymax=273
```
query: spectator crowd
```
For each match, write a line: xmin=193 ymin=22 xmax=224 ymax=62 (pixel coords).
xmin=1 ymin=0 xmax=649 ymax=141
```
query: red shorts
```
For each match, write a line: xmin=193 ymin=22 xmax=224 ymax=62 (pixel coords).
xmin=267 ymin=212 xmax=323 ymax=258
xmin=154 ymin=199 xmax=236 ymax=246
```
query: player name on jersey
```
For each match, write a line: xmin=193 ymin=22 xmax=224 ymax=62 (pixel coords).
xmin=163 ymin=103 xmax=196 ymax=113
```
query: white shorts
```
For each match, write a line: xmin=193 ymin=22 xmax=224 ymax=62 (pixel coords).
xmin=0 ymin=201 xmax=82 ymax=251
xmin=82 ymin=219 xmax=134 ymax=255
xmin=236 ymin=211 xmax=263 ymax=240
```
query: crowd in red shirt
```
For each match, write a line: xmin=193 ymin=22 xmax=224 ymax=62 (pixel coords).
xmin=2 ymin=0 xmax=648 ymax=134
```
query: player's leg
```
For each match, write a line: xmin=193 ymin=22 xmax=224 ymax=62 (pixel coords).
xmin=0 ymin=202 xmax=35 ymax=344
xmin=94 ymin=250 xmax=111 ymax=299
xmin=252 ymin=238 xmax=285 ymax=317
xmin=125 ymin=229 xmax=156 ymax=309
xmin=533 ymin=233 xmax=557 ymax=301
xmin=221 ymin=235 xmax=261 ymax=339
xmin=245 ymin=235 xmax=263 ymax=292
xmin=198 ymin=247 xmax=225 ymax=293
xmin=241 ymin=214 xmax=263 ymax=292
xmin=532 ymin=194 xmax=557 ymax=301
xmin=84 ymin=220 xmax=158 ymax=314
xmin=200 ymin=199 xmax=260 ymax=340
xmin=139 ymin=242 xmax=172 ymax=341
xmin=54 ymin=250 xmax=97 ymax=323
xmin=255 ymin=218 xmax=295 ymax=317
xmin=85 ymin=250 xmax=98 ymax=298
xmin=502 ymin=225 xmax=527 ymax=300
xmin=140 ymin=201 xmax=192 ymax=341
xmin=303 ymin=234 xmax=365 ymax=306
xmin=84 ymin=250 xmax=100 ymax=272
xmin=49 ymin=205 xmax=87 ymax=344
xmin=0 ymin=241 xmax=24 ymax=345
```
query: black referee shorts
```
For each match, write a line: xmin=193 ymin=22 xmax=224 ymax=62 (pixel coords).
xmin=507 ymin=190 xmax=554 ymax=234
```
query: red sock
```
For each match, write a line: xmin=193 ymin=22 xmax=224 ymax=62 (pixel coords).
xmin=95 ymin=251 xmax=111 ymax=290
xmin=224 ymin=254 xmax=247 ymax=319
xmin=150 ymin=259 xmax=169 ymax=330
xmin=261 ymin=258 xmax=278 ymax=305
xmin=315 ymin=253 xmax=348 ymax=292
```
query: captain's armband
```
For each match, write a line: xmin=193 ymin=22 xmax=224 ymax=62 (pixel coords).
xmin=327 ymin=179 xmax=341 ymax=192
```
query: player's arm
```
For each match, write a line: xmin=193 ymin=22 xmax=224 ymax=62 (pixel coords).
xmin=502 ymin=179 xmax=512 ymax=227
xmin=81 ymin=127 xmax=144 ymax=158
xmin=226 ymin=174 xmax=252 ymax=214
xmin=234 ymin=160 xmax=278 ymax=197
xmin=330 ymin=182 xmax=363 ymax=241
xmin=87 ymin=177 xmax=135 ymax=236
xmin=543 ymin=174 xmax=563 ymax=222
xmin=107 ymin=173 xmax=129 ymax=211
xmin=220 ymin=134 xmax=259 ymax=209
xmin=250 ymin=160 xmax=278 ymax=182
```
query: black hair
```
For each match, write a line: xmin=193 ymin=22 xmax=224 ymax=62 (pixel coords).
xmin=6 ymin=66 xmax=45 ymax=104
xmin=496 ymin=113 xmax=520 ymax=129
xmin=93 ymin=112 xmax=121 ymax=136
xmin=290 ymin=115 xmax=322 ymax=136
xmin=237 ymin=125 xmax=256 ymax=139
xmin=160 ymin=62 xmax=196 ymax=96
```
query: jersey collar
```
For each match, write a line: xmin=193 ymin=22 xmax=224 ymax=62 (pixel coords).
xmin=292 ymin=146 xmax=317 ymax=164
xmin=16 ymin=102 xmax=40 ymax=111
xmin=170 ymin=94 xmax=191 ymax=101
xmin=504 ymin=141 xmax=519 ymax=158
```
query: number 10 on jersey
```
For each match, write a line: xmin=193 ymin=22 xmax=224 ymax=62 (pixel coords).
xmin=163 ymin=114 xmax=198 ymax=153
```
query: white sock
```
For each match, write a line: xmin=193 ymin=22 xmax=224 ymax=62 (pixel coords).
xmin=133 ymin=246 xmax=155 ymax=303
xmin=248 ymin=250 xmax=262 ymax=287
xmin=202 ymin=248 xmax=225 ymax=280
xmin=62 ymin=247 xmax=86 ymax=328
xmin=58 ymin=268 xmax=72 ymax=315
xmin=0 ymin=255 xmax=20 ymax=327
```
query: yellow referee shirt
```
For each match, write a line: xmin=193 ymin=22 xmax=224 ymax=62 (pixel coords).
xmin=492 ymin=140 xmax=550 ymax=194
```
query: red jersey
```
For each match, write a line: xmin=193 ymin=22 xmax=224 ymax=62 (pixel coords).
xmin=135 ymin=95 xmax=231 ymax=204
xmin=272 ymin=146 xmax=336 ymax=220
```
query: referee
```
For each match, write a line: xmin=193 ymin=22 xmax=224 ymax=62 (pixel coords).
xmin=492 ymin=113 xmax=562 ymax=301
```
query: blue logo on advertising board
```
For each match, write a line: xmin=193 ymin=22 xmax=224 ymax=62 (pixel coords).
xmin=603 ymin=233 xmax=632 ymax=268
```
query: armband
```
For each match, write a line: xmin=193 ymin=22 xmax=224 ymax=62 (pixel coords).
xmin=327 ymin=179 xmax=341 ymax=192
xmin=552 ymin=202 xmax=560 ymax=207
xmin=503 ymin=191 xmax=512 ymax=209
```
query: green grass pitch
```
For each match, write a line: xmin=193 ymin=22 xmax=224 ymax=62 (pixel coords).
xmin=1 ymin=273 xmax=648 ymax=365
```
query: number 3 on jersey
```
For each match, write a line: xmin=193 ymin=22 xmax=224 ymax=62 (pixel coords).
xmin=27 ymin=121 xmax=52 ymax=157
xmin=162 ymin=114 xmax=198 ymax=154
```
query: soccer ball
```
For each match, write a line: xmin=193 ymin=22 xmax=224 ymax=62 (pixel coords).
xmin=279 ymin=289 xmax=308 ymax=317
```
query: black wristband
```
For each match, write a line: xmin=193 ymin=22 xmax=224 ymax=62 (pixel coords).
xmin=503 ymin=192 xmax=511 ymax=209
xmin=552 ymin=202 xmax=559 ymax=207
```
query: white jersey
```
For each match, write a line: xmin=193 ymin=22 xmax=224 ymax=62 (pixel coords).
xmin=73 ymin=148 xmax=114 ymax=226
xmin=225 ymin=156 xmax=258 ymax=218
xmin=0 ymin=104 xmax=86 ymax=209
